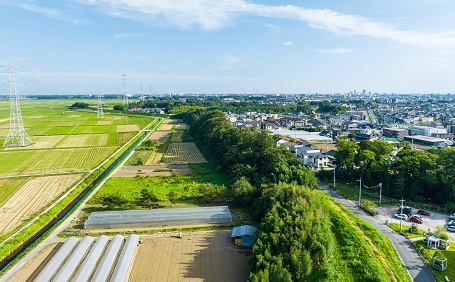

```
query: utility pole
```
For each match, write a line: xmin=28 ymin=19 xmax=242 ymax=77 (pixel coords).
xmin=357 ymin=176 xmax=362 ymax=206
xmin=3 ymin=66 xmax=33 ymax=147
xmin=140 ymin=82 xmax=144 ymax=101
xmin=379 ymin=183 xmax=382 ymax=207
xmin=399 ymin=198 xmax=405 ymax=232
xmin=333 ymin=164 xmax=336 ymax=188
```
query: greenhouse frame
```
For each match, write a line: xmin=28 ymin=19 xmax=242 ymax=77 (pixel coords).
xmin=84 ymin=206 xmax=232 ymax=229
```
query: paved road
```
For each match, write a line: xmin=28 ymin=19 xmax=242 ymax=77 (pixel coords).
xmin=319 ymin=181 xmax=435 ymax=282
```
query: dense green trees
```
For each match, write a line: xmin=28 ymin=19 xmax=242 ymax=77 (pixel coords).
xmin=69 ymin=102 xmax=89 ymax=109
xmin=183 ymin=110 xmax=318 ymax=192
xmin=181 ymin=110 xmax=409 ymax=281
xmin=334 ymin=139 xmax=455 ymax=204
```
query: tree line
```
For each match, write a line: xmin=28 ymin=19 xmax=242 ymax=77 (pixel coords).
xmin=333 ymin=138 xmax=455 ymax=206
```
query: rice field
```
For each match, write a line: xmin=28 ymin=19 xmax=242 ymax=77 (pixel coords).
xmin=0 ymin=174 xmax=84 ymax=236
xmin=0 ymin=99 xmax=157 ymax=237
xmin=56 ymin=134 xmax=109 ymax=148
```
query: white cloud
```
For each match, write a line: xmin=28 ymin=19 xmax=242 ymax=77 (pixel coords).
xmin=112 ymin=33 xmax=145 ymax=39
xmin=263 ymin=23 xmax=280 ymax=33
xmin=317 ymin=48 xmax=354 ymax=54
xmin=283 ymin=41 xmax=295 ymax=46
xmin=18 ymin=3 xmax=85 ymax=25
xmin=79 ymin=0 xmax=455 ymax=49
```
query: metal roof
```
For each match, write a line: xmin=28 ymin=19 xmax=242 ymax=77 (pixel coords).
xmin=53 ymin=236 xmax=94 ymax=282
xmin=33 ymin=236 xmax=79 ymax=282
xmin=73 ymin=235 xmax=109 ymax=282
xmin=110 ymin=234 xmax=139 ymax=282
xmin=85 ymin=206 xmax=232 ymax=229
xmin=91 ymin=235 xmax=124 ymax=282
xmin=231 ymin=225 xmax=258 ymax=238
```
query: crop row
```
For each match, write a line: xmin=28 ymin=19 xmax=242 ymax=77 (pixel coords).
xmin=161 ymin=143 xmax=207 ymax=164
xmin=23 ymin=147 xmax=116 ymax=174
xmin=0 ymin=174 xmax=83 ymax=236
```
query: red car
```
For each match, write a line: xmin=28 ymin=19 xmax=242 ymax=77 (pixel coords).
xmin=418 ymin=210 xmax=431 ymax=216
xmin=410 ymin=215 xmax=423 ymax=224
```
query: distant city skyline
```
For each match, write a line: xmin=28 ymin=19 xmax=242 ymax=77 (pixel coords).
xmin=1 ymin=0 xmax=455 ymax=95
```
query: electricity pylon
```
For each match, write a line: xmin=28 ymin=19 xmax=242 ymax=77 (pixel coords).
xmin=122 ymin=74 xmax=128 ymax=107
xmin=3 ymin=66 xmax=33 ymax=147
xmin=97 ymin=87 xmax=104 ymax=120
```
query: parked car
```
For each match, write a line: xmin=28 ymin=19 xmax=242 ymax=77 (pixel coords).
xmin=394 ymin=213 xmax=408 ymax=220
xmin=398 ymin=207 xmax=412 ymax=216
xmin=446 ymin=225 xmax=455 ymax=232
xmin=417 ymin=210 xmax=431 ymax=216
xmin=450 ymin=213 xmax=455 ymax=220
xmin=410 ymin=215 xmax=423 ymax=224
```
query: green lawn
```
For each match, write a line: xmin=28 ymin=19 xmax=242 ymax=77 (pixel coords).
xmin=88 ymin=162 xmax=230 ymax=206
xmin=388 ymin=222 xmax=426 ymax=238
xmin=414 ymin=240 xmax=455 ymax=281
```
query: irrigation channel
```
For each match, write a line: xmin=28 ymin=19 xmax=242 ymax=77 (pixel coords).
xmin=0 ymin=118 xmax=162 ymax=271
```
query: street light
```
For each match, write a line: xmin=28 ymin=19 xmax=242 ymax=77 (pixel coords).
xmin=357 ymin=176 xmax=362 ymax=206
xmin=378 ymin=183 xmax=382 ymax=206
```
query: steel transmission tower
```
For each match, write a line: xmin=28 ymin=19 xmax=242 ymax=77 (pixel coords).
xmin=3 ymin=66 xmax=33 ymax=147
xmin=122 ymin=74 xmax=128 ymax=107
xmin=97 ymin=87 xmax=104 ymax=120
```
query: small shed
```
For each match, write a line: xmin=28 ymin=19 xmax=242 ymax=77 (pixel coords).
xmin=231 ymin=225 xmax=258 ymax=247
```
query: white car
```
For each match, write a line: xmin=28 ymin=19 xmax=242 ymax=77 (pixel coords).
xmin=394 ymin=213 xmax=408 ymax=220
xmin=446 ymin=225 xmax=455 ymax=232
xmin=450 ymin=213 xmax=455 ymax=220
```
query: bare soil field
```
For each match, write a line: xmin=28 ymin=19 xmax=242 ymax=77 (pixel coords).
xmin=0 ymin=174 xmax=83 ymax=235
xmin=157 ymin=123 xmax=174 ymax=131
xmin=147 ymin=131 xmax=171 ymax=143
xmin=129 ymin=230 xmax=252 ymax=282
xmin=115 ymin=164 xmax=191 ymax=177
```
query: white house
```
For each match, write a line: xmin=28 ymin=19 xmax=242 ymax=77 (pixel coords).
xmin=296 ymin=147 xmax=329 ymax=170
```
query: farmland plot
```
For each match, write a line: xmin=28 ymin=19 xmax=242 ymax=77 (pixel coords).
xmin=3 ymin=135 xmax=65 ymax=150
xmin=171 ymin=131 xmax=183 ymax=142
xmin=96 ymin=120 xmax=112 ymax=126
xmin=0 ymin=150 xmax=47 ymax=176
xmin=0 ymin=174 xmax=83 ymax=235
xmin=116 ymin=124 xmax=140 ymax=132
xmin=148 ymin=131 xmax=171 ymax=143
xmin=162 ymin=143 xmax=207 ymax=164
xmin=157 ymin=123 xmax=174 ymax=131
xmin=129 ymin=231 xmax=251 ymax=282
xmin=23 ymin=147 xmax=116 ymax=174
xmin=0 ymin=178 xmax=29 ymax=207
xmin=56 ymin=134 xmax=109 ymax=148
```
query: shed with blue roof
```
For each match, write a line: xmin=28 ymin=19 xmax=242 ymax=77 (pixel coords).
xmin=231 ymin=225 xmax=258 ymax=247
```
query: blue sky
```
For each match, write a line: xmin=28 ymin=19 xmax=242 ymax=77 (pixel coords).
xmin=1 ymin=0 xmax=455 ymax=95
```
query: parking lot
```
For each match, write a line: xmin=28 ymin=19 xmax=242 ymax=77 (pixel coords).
xmin=376 ymin=206 xmax=455 ymax=241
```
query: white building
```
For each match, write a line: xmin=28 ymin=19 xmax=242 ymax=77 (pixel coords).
xmin=409 ymin=126 xmax=446 ymax=137
xmin=296 ymin=147 xmax=329 ymax=170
